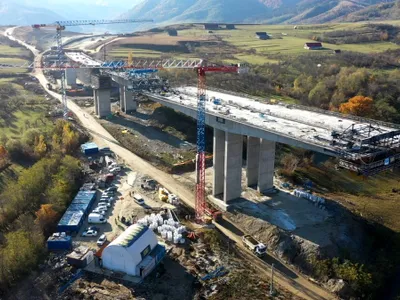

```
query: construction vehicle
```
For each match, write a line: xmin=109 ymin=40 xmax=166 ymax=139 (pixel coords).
xmin=158 ymin=187 xmax=169 ymax=202
xmin=242 ymin=235 xmax=267 ymax=257
xmin=158 ymin=187 xmax=180 ymax=204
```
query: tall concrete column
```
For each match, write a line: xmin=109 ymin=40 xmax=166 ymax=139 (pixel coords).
xmin=124 ymin=88 xmax=136 ymax=112
xmin=119 ymin=86 xmax=125 ymax=111
xmin=246 ymin=136 xmax=260 ymax=187
xmin=93 ymin=89 xmax=98 ymax=115
xmin=65 ymin=68 xmax=77 ymax=86
xmin=213 ymin=128 xmax=225 ymax=196
xmin=258 ymin=139 xmax=276 ymax=192
xmin=96 ymin=89 xmax=111 ymax=118
xmin=224 ymin=132 xmax=243 ymax=202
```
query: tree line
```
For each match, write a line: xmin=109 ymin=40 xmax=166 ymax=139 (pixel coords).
xmin=180 ymin=49 xmax=400 ymax=123
xmin=0 ymin=120 xmax=84 ymax=294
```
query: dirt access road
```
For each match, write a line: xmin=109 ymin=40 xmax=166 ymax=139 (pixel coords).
xmin=4 ymin=28 xmax=336 ymax=300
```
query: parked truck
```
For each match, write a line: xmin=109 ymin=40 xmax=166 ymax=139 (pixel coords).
xmin=242 ymin=235 xmax=267 ymax=257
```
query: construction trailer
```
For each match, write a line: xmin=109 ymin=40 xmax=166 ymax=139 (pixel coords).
xmin=57 ymin=210 xmax=84 ymax=233
xmin=56 ymin=190 xmax=97 ymax=233
xmin=81 ymin=142 xmax=99 ymax=155
xmin=47 ymin=232 xmax=72 ymax=251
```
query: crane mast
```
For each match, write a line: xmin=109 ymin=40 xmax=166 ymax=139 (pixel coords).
xmin=195 ymin=64 xmax=245 ymax=221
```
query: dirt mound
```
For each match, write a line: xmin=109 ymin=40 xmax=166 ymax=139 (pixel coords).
xmin=227 ymin=207 xmax=359 ymax=274
xmin=64 ymin=279 xmax=134 ymax=299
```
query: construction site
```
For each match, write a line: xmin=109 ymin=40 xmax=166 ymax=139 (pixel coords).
xmin=1 ymin=17 xmax=400 ymax=300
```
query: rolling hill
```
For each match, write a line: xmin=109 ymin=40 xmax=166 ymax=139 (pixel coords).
xmin=0 ymin=1 xmax=64 ymax=25
xmin=116 ymin=0 xmax=397 ymax=31
xmin=340 ymin=2 xmax=400 ymax=22
xmin=0 ymin=0 xmax=399 ymax=29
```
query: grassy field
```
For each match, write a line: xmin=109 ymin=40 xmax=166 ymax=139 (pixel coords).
xmin=0 ymin=45 xmax=29 ymax=56
xmin=108 ymin=23 xmax=400 ymax=65
xmin=0 ymin=82 xmax=53 ymax=139
xmin=0 ymin=163 xmax=24 ymax=193
xmin=0 ymin=44 xmax=30 ymax=73
xmin=0 ymin=110 xmax=53 ymax=139
xmin=296 ymin=164 xmax=400 ymax=232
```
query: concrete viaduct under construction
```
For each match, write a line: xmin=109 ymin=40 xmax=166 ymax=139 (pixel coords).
xmin=64 ymin=52 xmax=400 ymax=210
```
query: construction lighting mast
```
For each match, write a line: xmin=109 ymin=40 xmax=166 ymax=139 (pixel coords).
xmin=32 ymin=19 xmax=153 ymax=116
xmin=195 ymin=64 xmax=247 ymax=220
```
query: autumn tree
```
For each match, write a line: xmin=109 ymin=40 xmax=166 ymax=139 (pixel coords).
xmin=339 ymin=95 xmax=373 ymax=116
xmin=34 ymin=135 xmax=47 ymax=158
xmin=281 ymin=153 xmax=300 ymax=174
xmin=35 ymin=204 xmax=58 ymax=235
xmin=51 ymin=133 xmax=61 ymax=153
xmin=61 ymin=123 xmax=79 ymax=154
xmin=0 ymin=145 xmax=9 ymax=169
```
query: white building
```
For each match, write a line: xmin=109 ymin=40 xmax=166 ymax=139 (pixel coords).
xmin=102 ymin=224 xmax=159 ymax=277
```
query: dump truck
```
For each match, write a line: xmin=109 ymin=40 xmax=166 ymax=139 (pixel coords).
xmin=242 ymin=235 xmax=267 ymax=257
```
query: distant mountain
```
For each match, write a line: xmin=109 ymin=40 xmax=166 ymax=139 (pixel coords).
xmin=0 ymin=0 xmax=398 ymax=31
xmin=0 ymin=1 xmax=64 ymax=25
xmin=116 ymin=0 xmax=396 ymax=31
xmin=340 ymin=2 xmax=400 ymax=22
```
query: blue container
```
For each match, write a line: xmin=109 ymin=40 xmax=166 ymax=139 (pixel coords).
xmin=57 ymin=210 xmax=84 ymax=233
xmin=213 ymin=99 xmax=221 ymax=105
xmin=72 ymin=191 xmax=97 ymax=207
xmin=47 ymin=233 xmax=72 ymax=251
xmin=69 ymin=203 xmax=90 ymax=215
xmin=70 ymin=190 xmax=97 ymax=215
xmin=81 ymin=142 xmax=99 ymax=155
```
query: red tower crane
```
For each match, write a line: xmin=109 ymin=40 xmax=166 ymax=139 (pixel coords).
xmin=195 ymin=64 xmax=247 ymax=221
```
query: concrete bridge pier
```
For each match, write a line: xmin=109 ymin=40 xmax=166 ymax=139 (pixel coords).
xmin=119 ymin=85 xmax=137 ymax=113
xmin=211 ymin=129 xmax=243 ymax=210
xmin=65 ymin=68 xmax=77 ymax=86
xmin=213 ymin=128 xmax=225 ymax=197
xmin=211 ymin=131 xmax=276 ymax=211
xmin=94 ymin=88 xmax=111 ymax=118
xmin=246 ymin=137 xmax=276 ymax=193
xmin=223 ymin=132 xmax=243 ymax=203
xmin=119 ymin=86 xmax=125 ymax=111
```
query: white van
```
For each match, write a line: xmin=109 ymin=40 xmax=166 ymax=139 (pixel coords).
xmin=133 ymin=194 xmax=144 ymax=205
xmin=88 ymin=213 xmax=107 ymax=224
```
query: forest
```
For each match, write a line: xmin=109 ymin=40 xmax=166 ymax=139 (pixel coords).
xmin=0 ymin=119 xmax=85 ymax=294
xmin=164 ymin=46 xmax=400 ymax=125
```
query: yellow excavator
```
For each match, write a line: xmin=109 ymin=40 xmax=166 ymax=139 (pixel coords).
xmin=158 ymin=187 xmax=169 ymax=202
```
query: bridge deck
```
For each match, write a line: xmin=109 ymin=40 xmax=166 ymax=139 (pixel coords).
xmin=166 ymin=87 xmax=400 ymax=154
